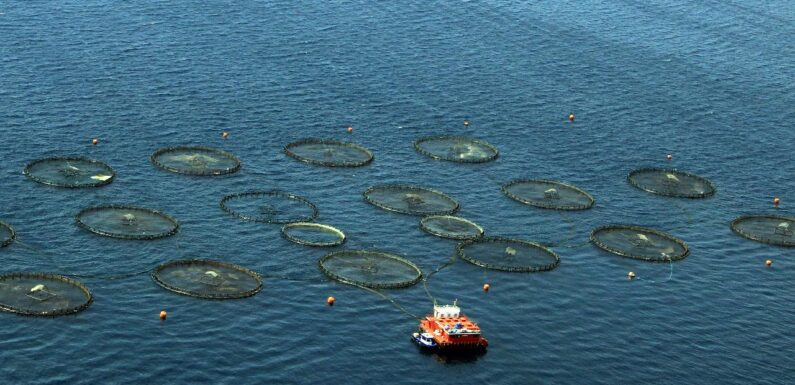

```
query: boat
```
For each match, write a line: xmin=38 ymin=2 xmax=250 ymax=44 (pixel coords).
xmin=412 ymin=301 xmax=488 ymax=352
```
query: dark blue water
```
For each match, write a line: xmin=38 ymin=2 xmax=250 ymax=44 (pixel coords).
xmin=1 ymin=1 xmax=794 ymax=384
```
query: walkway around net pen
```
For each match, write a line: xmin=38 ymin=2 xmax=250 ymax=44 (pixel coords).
xmin=501 ymin=179 xmax=595 ymax=210
xmin=413 ymin=136 xmax=499 ymax=163
xmin=456 ymin=237 xmax=560 ymax=272
xmin=284 ymin=138 xmax=374 ymax=167
xmin=281 ymin=222 xmax=346 ymax=247
xmin=24 ymin=156 xmax=115 ymax=188
xmin=318 ymin=250 xmax=423 ymax=289
xmin=152 ymin=259 xmax=263 ymax=299
xmin=730 ymin=215 xmax=795 ymax=247
xmin=220 ymin=191 xmax=319 ymax=224
xmin=363 ymin=184 xmax=459 ymax=216
xmin=627 ymin=168 xmax=715 ymax=198
xmin=0 ymin=221 xmax=15 ymax=248
xmin=76 ymin=205 xmax=180 ymax=240
xmin=420 ymin=215 xmax=484 ymax=240
xmin=590 ymin=225 xmax=689 ymax=262
xmin=150 ymin=146 xmax=241 ymax=176
xmin=0 ymin=273 xmax=92 ymax=316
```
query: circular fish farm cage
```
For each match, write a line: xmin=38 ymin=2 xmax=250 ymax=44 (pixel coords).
xmin=730 ymin=215 xmax=795 ymax=247
xmin=24 ymin=156 xmax=115 ymax=188
xmin=0 ymin=273 xmax=93 ymax=316
xmin=456 ymin=237 xmax=560 ymax=272
xmin=284 ymin=138 xmax=374 ymax=167
xmin=627 ymin=168 xmax=715 ymax=198
xmin=151 ymin=259 xmax=263 ymax=299
xmin=0 ymin=221 xmax=15 ymax=248
xmin=413 ymin=136 xmax=499 ymax=163
xmin=419 ymin=215 xmax=484 ymax=240
xmin=590 ymin=225 xmax=689 ymax=262
xmin=318 ymin=250 xmax=423 ymax=289
xmin=220 ymin=191 xmax=319 ymax=224
xmin=150 ymin=146 xmax=241 ymax=176
xmin=76 ymin=205 xmax=180 ymax=240
xmin=363 ymin=184 xmax=459 ymax=216
xmin=281 ymin=222 xmax=346 ymax=247
xmin=501 ymin=179 xmax=595 ymax=210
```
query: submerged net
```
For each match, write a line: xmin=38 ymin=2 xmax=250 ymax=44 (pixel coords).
xmin=24 ymin=157 xmax=115 ymax=188
xmin=152 ymin=259 xmax=263 ymax=299
xmin=318 ymin=250 xmax=423 ymax=289
xmin=284 ymin=138 xmax=374 ymax=167
xmin=281 ymin=222 xmax=346 ymax=247
xmin=730 ymin=215 xmax=795 ymax=247
xmin=363 ymin=185 xmax=459 ymax=216
xmin=456 ymin=237 xmax=560 ymax=272
xmin=502 ymin=179 xmax=595 ymax=210
xmin=413 ymin=136 xmax=499 ymax=163
xmin=151 ymin=146 xmax=241 ymax=176
xmin=590 ymin=225 xmax=689 ymax=262
xmin=76 ymin=205 xmax=180 ymax=240
xmin=220 ymin=191 xmax=319 ymax=224
xmin=0 ymin=273 xmax=92 ymax=316
xmin=627 ymin=168 xmax=715 ymax=198
xmin=0 ymin=221 xmax=15 ymax=248
xmin=420 ymin=215 xmax=484 ymax=240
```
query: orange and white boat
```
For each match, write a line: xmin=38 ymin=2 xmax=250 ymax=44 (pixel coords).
xmin=412 ymin=302 xmax=488 ymax=352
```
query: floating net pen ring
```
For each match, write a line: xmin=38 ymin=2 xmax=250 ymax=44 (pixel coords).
xmin=456 ymin=237 xmax=560 ymax=272
xmin=413 ymin=136 xmax=499 ymax=163
xmin=730 ymin=215 xmax=795 ymax=247
xmin=0 ymin=221 xmax=15 ymax=248
xmin=627 ymin=168 xmax=715 ymax=198
xmin=220 ymin=191 xmax=319 ymax=224
xmin=23 ymin=156 xmax=115 ymax=188
xmin=419 ymin=215 xmax=484 ymax=240
xmin=318 ymin=250 xmax=423 ymax=289
xmin=363 ymin=184 xmax=459 ymax=216
xmin=590 ymin=225 xmax=689 ymax=262
xmin=75 ymin=205 xmax=180 ymax=240
xmin=281 ymin=222 xmax=346 ymax=247
xmin=151 ymin=259 xmax=263 ymax=299
xmin=501 ymin=179 xmax=595 ymax=210
xmin=0 ymin=273 xmax=93 ymax=316
xmin=284 ymin=138 xmax=374 ymax=167
xmin=150 ymin=146 xmax=241 ymax=176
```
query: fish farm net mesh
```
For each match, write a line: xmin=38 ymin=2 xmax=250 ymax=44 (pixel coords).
xmin=152 ymin=259 xmax=263 ymax=299
xmin=284 ymin=138 xmax=374 ymax=167
xmin=730 ymin=215 xmax=795 ymax=247
xmin=419 ymin=215 xmax=484 ymax=240
xmin=590 ymin=225 xmax=689 ymax=262
xmin=413 ymin=136 xmax=499 ymax=163
xmin=281 ymin=222 xmax=346 ymax=247
xmin=318 ymin=250 xmax=423 ymax=289
xmin=0 ymin=221 xmax=15 ymax=248
xmin=363 ymin=185 xmax=459 ymax=216
xmin=627 ymin=168 xmax=715 ymax=198
xmin=502 ymin=179 xmax=595 ymax=210
xmin=76 ymin=205 xmax=180 ymax=240
xmin=150 ymin=146 xmax=241 ymax=176
xmin=220 ymin=191 xmax=319 ymax=224
xmin=0 ymin=273 xmax=92 ymax=316
xmin=24 ymin=157 xmax=115 ymax=188
xmin=456 ymin=237 xmax=560 ymax=272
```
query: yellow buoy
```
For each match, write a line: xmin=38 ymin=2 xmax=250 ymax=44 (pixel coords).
xmin=774 ymin=197 xmax=780 ymax=207
xmin=568 ymin=113 xmax=575 ymax=122
xmin=91 ymin=138 xmax=99 ymax=145
xmin=766 ymin=259 xmax=773 ymax=267
xmin=483 ymin=283 xmax=490 ymax=292
xmin=159 ymin=310 xmax=167 ymax=320
xmin=327 ymin=296 xmax=335 ymax=306
xmin=347 ymin=126 xmax=353 ymax=133
xmin=627 ymin=271 xmax=636 ymax=280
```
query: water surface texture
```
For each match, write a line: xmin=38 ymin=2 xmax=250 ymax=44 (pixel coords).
xmin=1 ymin=1 xmax=794 ymax=384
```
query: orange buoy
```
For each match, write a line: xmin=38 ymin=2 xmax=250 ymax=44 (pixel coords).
xmin=159 ymin=310 xmax=167 ymax=320
xmin=627 ymin=271 xmax=636 ymax=280
xmin=773 ymin=197 xmax=780 ymax=207
xmin=666 ymin=154 xmax=672 ymax=161
xmin=463 ymin=119 xmax=470 ymax=128
xmin=327 ymin=296 xmax=335 ymax=306
xmin=346 ymin=126 xmax=353 ymax=133
xmin=222 ymin=131 xmax=229 ymax=139
xmin=483 ymin=283 xmax=490 ymax=292
xmin=91 ymin=138 xmax=98 ymax=146
xmin=766 ymin=259 xmax=773 ymax=267
xmin=568 ymin=113 xmax=575 ymax=122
